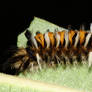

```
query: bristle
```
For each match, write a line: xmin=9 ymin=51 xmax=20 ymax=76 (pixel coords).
xmin=31 ymin=33 xmax=38 ymax=49
xmin=13 ymin=48 xmax=27 ymax=57
xmin=84 ymin=33 xmax=91 ymax=47
xmin=36 ymin=53 xmax=42 ymax=70
xmin=55 ymin=32 xmax=60 ymax=48
xmin=64 ymin=31 xmax=69 ymax=48
xmin=88 ymin=52 xmax=92 ymax=67
xmin=80 ymin=24 xmax=85 ymax=30
xmin=90 ymin=23 xmax=92 ymax=32
xmin=68 ymin=25 xmax=72 ymax=31
xmin=25 ymin=29 xmax=31 ymax=40
xmin=35 ymin=33 xmax=44 ymax=48
xmin=48 ymin=32 xmax=55 ymax=47
xmin=74 ymin=32 xmax=79 ymax=47
xmin=44 ymin=32 xmax=50 ymax=48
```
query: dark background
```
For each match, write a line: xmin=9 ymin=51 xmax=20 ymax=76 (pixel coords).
xmin=0 ymin=1 xmax=91 ymax=64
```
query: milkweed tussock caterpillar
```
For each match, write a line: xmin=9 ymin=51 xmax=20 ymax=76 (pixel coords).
xmin=3 ymin=24 xmax=92 ymax=74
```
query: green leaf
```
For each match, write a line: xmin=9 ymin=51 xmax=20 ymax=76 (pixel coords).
xmin=17 ymin=17 xmax=68 ymax=48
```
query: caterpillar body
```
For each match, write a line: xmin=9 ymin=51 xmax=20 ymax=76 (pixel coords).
xmin=2 ymin=24 xmax=92 ymax=74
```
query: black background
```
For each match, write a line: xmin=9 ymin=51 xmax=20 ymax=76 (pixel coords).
xmin=0 ymin=1 xmax=91 ymax=64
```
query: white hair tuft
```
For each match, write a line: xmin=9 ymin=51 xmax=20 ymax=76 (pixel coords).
xmin=90 ymin=23 xmax=92 ymax=32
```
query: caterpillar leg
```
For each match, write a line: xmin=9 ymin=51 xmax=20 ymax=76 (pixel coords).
xmin=81 ymin=55 xmax=87 ymax=65
xmin=55 ymin=55 xmax=61 ymax=65
xmin=65 ymin=56 xmax=70 ymax=65
xmin=72 ymin=56 xmax=78 ymax=65
xmin=88 ymin=52 xmax=92 ymax=67
xmin=36 ymin=53 xmax=42 ymax=70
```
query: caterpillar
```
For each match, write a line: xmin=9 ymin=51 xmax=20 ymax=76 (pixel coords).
xmin=2 ymin=24 xmax=92 ymax=74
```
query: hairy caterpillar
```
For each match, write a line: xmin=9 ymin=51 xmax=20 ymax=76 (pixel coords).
xmin=2 ymin=24 xmax=92 ymax=74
